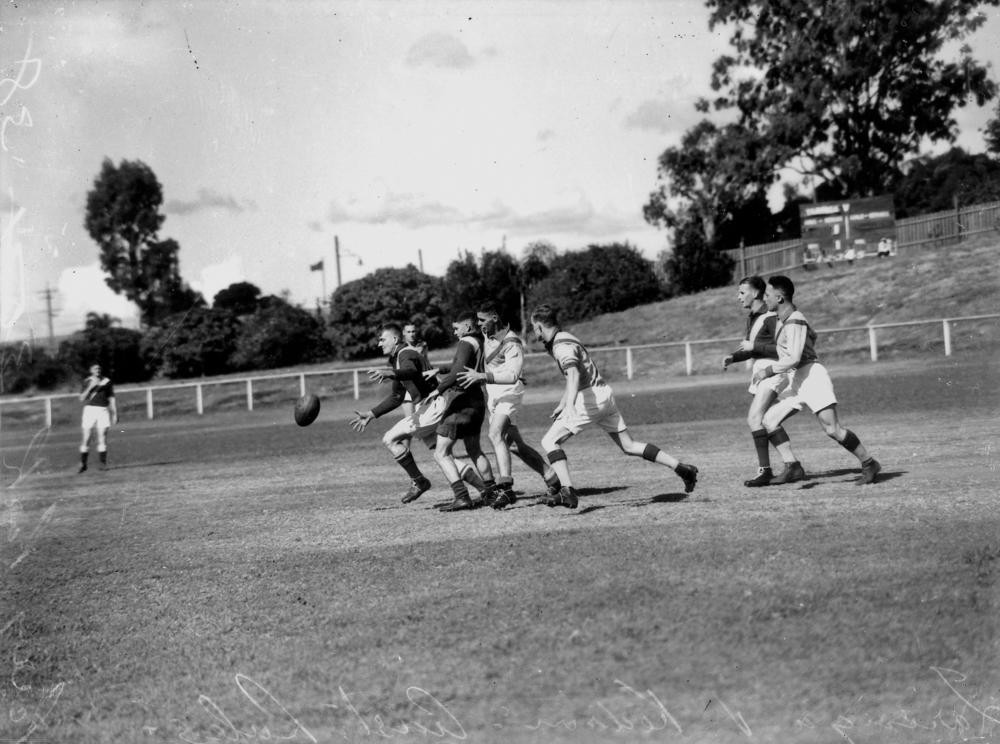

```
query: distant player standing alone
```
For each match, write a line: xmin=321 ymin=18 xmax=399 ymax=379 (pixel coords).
xmin=79 ymin=363 xmax=117 ymax=472
xmin=530 ymin=304 xmax=698 ymax=508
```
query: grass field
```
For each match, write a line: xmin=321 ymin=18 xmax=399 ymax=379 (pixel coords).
xmin=2 ymin=353 xmax=999 ymax=744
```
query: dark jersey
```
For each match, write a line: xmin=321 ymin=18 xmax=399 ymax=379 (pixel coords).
xmin=436 ymin=333 xmax=486 ymax=407
xmin=82 ymin=377 xmax=114 ymax=407
xmin=728 ymin=309 xmax=778 ymax=363
xmin=371 ymin=343 xmax=436 ymax=418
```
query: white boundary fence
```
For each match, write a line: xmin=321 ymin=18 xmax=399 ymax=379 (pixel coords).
xmin=2 ymin=313 xmax=996 ymax=428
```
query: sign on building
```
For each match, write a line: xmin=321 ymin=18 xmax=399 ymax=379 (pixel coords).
xmin=799 ymin=195 xmax=897 ymax=263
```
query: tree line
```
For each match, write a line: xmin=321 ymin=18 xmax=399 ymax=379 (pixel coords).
xmin=6 ymin=0 xmax=1000 ymax=394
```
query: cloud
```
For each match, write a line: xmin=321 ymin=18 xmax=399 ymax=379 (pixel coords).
xmin=537 ymin=129 xmax=557 ymax=143
xmin=324 ymin=192 xmax=634 ymax=240
xmin=624 ymin=99 xmax=680 ymax=133
xmin=164 ymin=189 xmax=259 ymax=216
xmin=405 ymin=33 xmax=475 ymax=69
xmin=190 ymin=254 xmax=247 ymax=303
xmin=57 ymin=263 xmax=139 ymax=331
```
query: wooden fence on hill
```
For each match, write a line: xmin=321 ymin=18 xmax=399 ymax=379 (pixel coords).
xmin=724 ymin=200 xmax=1000 ymax=277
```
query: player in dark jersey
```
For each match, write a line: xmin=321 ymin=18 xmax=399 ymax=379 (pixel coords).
xmin=722 ymin=275 xmax=783 ymax=487
xmin=530 ymin=304 xmax=698 ymax=508
xmin=350 ymin=323 xmax=440 ymax=503
xmin=78 ymin=363 xmax=118 ymax=472
xmin=423 ymin=311 xmax=497 ymax=512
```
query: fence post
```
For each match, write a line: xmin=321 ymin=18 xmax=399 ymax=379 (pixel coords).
xmin=685 ymin=342 xmax=693 ymax=376
xmin=299 ymin=373 xmax=306 ymax=397
xmin=943 ymin=320 xmax=952 ymax=357
xmin=353 ymin=369 xmax=360 ymax=400
xmin=625 ymin=347 xmax=634 ymax=380
xmin=196 ymin=384 xmax=204 ymax=415
xmin=146 ymin=388 xmax=154 ymax=419
xmin=246 ymin=379 xmax=254 ymax=411
xmin=45 ymin=397 xmax=53 ymax=428
xmin=868 ymin=326 xmax=878 ymax=362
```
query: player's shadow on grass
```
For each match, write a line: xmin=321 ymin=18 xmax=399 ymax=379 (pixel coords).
xmin=799 ymin=467 xmax=904 ymax=488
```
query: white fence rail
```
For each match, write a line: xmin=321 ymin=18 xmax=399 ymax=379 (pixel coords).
xmin=2 ymin=313 xmax=996 ymax=428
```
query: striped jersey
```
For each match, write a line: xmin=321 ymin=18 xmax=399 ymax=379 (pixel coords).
xmin=772 ymin=310 xmax=819 ymax=374
xmin=81 ymin=377 xmax=114 ymax=407
xmin=483 ymin=330 xmax=526 ymax=389
xmin=545 ymin=331 xmax=606 ymax=390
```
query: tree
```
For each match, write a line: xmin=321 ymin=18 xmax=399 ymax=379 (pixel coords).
xmin=702 ymin=0 xmax=998 ymax=197
xmin=230 ymin=299 xmax=333 ymax=370
xmin=58 ymin=312 xmax=150 ymax=384
xmin=894 ymin=147 xmax=1000 ymax=217
xmin=141 ymin=307 xmax=240 ymax=378
xmin=658 ymin=211 xmax=736 ymax=296
xmin=645 ymin=120 xmax=780 ymax=247
xmin=526 ymin=243 xmax=661 ymax=323
xmin=213 ymin=281 xmax=262 ymax=315
xmin=983 ymin=98 xmax=1000 ymax=157
xmin=84 ymin=158 xmax=201 ymax=326
xmin=442 ymin=249 xmax=523 ymax=326
xmin=327 ymin=266 xmax=449 ymax=360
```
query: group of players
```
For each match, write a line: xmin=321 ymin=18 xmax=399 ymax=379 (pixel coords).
xmin=348 ymin=274 xmax=880 ymax=512
xmin=76 ymin=275 xmax=880 ymax=500
xmin=348 ymin=303 xmax=700 ymax=511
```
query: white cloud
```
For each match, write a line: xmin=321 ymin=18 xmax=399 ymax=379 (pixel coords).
xmin=191 ymin=254 xmax=247 ymax=303
xmin=57 ymin=264 xmax=139 ymax=331
xmin=405 ymin=33 xmax=476 ymax=69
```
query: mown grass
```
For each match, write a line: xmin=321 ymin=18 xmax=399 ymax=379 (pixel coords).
xmin=2 ymin=357 xmax=997 ymax=744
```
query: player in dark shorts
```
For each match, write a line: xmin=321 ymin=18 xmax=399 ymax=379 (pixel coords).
xmin=423 ymin=311 xmax=497 ymax=512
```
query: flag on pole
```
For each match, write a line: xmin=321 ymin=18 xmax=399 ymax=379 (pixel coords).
xmin=310 ymin=260 xmax=324 ymax=271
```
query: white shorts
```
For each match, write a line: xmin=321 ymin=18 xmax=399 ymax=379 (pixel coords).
xmin=556 ymin=383 xmax=626 ymax=435
xmin=384 ymin=395 xmax=448 ymax=444
xmin=771 ymin=362 xmax=837 ymax=417
xmin=82 ymin=405 xmax=111 ymax=430
xmin=486 ymin=383 xmax=525 ymax=425
xmin=748 ymin=359 xmax=787 ymax=396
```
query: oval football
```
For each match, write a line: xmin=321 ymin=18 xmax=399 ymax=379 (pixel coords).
xmin=294 ymin=394 xmax=320 ymax=426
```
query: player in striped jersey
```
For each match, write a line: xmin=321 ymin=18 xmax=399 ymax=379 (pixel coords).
xmin=529 ymin=304 xmax=699 ymax=508
xmin=723 ymin=275 xmax=784 ymax=487
xmin=457 ymin=304 xmax=562 ymax=510
xmin=752 ymin=275 xmax=881 ymax=485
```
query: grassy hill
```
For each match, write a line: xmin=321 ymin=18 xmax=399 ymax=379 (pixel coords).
xmin=512 ymin=235 xmax=999 ymax=386
xmin=568 ymin=236 xmax=1000 ymax=347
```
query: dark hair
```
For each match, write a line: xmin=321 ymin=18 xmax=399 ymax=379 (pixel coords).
xmin=476 ymin=302 xmax=502 ymax=320
xmin=739 ymin=275 xmax=766 ymax=297
xmin=767 ymin=275 xmax=795 ymax=301
xmin=380 ymin=323 xmax=403 ymax=337
xmin=530 ymin=304 xmax=559 ymax=327
xmin=454 ymin=310 xmax=479 ymax=326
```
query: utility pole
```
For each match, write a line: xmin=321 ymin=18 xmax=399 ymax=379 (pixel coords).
xmin=418 ymin=249 xmax=424 ymax=273
xmin=39 ymin=283 xmax=58 ymax=351
xmin=334 ymin=235 xmax=342 ymax=289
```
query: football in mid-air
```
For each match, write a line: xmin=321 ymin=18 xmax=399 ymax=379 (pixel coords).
xmin=294 ymin=393 xmax=321 ymax=426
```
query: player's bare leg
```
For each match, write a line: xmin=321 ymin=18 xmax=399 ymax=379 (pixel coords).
xmin=434 ymin=435 xmax=476 ymax=511
xmin=745 ymin=387 xmax=777 ymax=487
xmin=762 ymin=405 xmax=806 ymax=485
xmin=815 ymin=406 xmax=881 ymax=484
xmin=608 ymin=430 xmax=698 ymax=494
xmin=539 ymin=425 xmax=578 ymax=508
xmin=78 ymin=428 xmax=92 ymax=473
xmin=504 ymin=424 xmax=561 ymax=498
xmin=382 ymin=428 xmax=431 ymax=503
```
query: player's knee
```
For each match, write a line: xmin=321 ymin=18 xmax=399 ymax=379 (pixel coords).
xmin=540 ymin=432 xmax=559 ymax=452
xmin=381 ymin=431 xmax=395 ymax=449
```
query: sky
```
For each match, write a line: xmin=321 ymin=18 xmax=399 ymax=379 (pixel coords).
xmin=3 ymin=0 xmax=1000 ymax=344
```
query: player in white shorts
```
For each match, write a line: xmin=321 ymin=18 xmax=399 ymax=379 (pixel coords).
xmin=722 ymin=275 xmax=786 ymax=487
xmin=529 ymin=304 xmax=699 ymax=508
xmin=752 ymin=275 xmax=881 ymax=485
xmin=457 ymin=304 xmax=562 ymax=510
xmin=78 ymin=363 xmax=118 ymax=472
